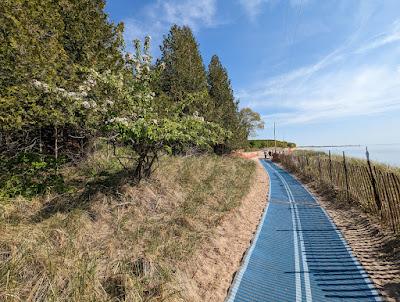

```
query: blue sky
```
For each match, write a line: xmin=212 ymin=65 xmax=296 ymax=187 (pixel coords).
xmin=105 ymin=0 xmax=400 ymax=146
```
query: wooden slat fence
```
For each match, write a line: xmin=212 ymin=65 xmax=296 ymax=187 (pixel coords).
xmin=276 ymin=153 xmax=400 ymax=234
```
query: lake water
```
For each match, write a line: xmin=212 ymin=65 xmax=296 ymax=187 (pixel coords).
xmin=305 ymin=144 xmax=400 ymax=168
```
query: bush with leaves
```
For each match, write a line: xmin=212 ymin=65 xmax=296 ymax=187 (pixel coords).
xmin=0 ymin=0 xmax=125 ymax=197
xmin=96 ymin=37 xmax=228 ymax=180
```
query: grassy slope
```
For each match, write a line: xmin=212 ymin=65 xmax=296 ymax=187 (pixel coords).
xmin=0 ymin=150 xmax=255 ymax=301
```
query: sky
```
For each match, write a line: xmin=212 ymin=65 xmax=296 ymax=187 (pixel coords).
xmin=105 ymin=0 xmax=400 ymax=146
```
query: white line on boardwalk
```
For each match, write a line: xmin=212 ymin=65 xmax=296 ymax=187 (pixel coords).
xmin=268 ymin=163 xmax=302 ymax=302
xmin=292 ymin=202 xmax=303 ymax=302
xmin=268 ymin=162 xmax=312 ymax=302
xmin=287 ymin=183 xmax=313 ymax=302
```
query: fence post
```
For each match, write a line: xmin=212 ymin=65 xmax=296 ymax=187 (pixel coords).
xmin=342 ymin=151 xmax=350 ymax=202
xmin=390 ymin=173 xmax=400 ymax=234
xmin=317 ymin=154 xmax=322 ymax=183
xmin=384 ymin=172 xmax=397 ymax=233
xmin=366 ymin=147 xmax=382 ymax=215
xmin=328 ymin=150 xmax=333 ymax=183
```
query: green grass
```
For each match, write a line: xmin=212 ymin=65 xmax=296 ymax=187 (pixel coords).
xmin=0 ymin=150 xmax=256 ymax=301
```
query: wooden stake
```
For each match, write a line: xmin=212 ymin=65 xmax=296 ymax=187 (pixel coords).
xmin=366 ymin=147 xmax=382 ymax=214
xmin=343 ymin=151 xmax=350 ymax=202
xmin=328 ymin=150 xmax=333 ymax=183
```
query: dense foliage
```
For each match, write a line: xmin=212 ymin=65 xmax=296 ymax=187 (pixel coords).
xmin=208 ymin=55 xmax=247 ymax=151
xmin=0 ymin=0 xmax=125 ymax=197
xmin=158 ymin=25 xmax=211 ymax=118
xmin=249 ymin=139 xmax=297 ymax=149
xmin=0 ymin=1 xmax=263 ymax=197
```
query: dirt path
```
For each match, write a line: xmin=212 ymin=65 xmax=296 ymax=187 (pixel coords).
xmin=178 ymin=158 xmax=269 ymax=302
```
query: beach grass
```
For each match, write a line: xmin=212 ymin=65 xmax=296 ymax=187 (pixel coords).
xmin=0 ymin=149 xmax=255 ymax=301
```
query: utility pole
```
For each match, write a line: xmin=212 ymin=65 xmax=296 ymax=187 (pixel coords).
xmin=274 ymin=122 xmax=276 ymax=154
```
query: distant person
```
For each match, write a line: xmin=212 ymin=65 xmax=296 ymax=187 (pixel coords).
xmin=269 ymin=151 xmax=272 ymax=157
xmin=264 ymin=150 xmax=267 ymax=159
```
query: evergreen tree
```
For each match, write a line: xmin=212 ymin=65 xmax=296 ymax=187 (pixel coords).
xmin=58 ymin=0 xmax=124 ymax=72
xmin=0 ymin=0 xmax=67 ymax=131
xmin=158 ymin=25 xmax=211 ymax=119
xmin=207 ymin=55 xmax=242 ymax=150
xmin=0 ymin=0 xmax=125 ymax=158
xmin=0 ymin=0 xmax=126 ymax=196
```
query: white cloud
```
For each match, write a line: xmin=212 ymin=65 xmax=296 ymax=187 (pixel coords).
xmin=238 ymin=0 xmax=264 ymax=20
xmin=243 ymin=64 xmax=400 ymax=125
xmin=237 ymin=24 xmax=400 ymax=126
xmin=159 ymin=0 xmax=217 ymax=28
xmin=123 ymin=0 xmax=217 ymax=51
xmin=355 ymin=19 xmax=400 ymax=54
xmin=237 ymin=43 xmax=346 ymax=103
xmin=238 ymin=0 xmax=310 ymax=21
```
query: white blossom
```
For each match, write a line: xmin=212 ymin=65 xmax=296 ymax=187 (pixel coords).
xmin=82 ymin=101 xmax=91 ymax=109
xmin=109 ymin=117 xmax=129 ymax=126
xmin=66 ymin=91 xmax=75 ymax=97
xmin=32 ymin=79 xmax=43 ymax=88
xmin=126 ymin=53 xmax=133 ymax=61
xmin=86 ymin=77 xmax=97 ymax=87
xmin=159 ymin=62 xmax=166 ymax=70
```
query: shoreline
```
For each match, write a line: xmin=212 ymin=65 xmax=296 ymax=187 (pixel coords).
xmin=296 ymin=146 xmax=400 ymax=169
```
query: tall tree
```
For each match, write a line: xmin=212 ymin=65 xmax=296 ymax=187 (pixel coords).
xmin=0 ymin=0 xmax=125 ymax=157
xmin=158 ymin=25 xmax=211 ymax=119
xmin=58 ymin=0 xmax=124 ymax=72
xmin=0 ymin=0 xmax=69 ymax=147
xmin=239 ymin=108 xmax=265 ymax=138
xmin=207 ymin=55 xmax=243 ymax=150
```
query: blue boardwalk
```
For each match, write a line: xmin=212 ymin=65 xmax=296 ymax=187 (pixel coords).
xmin=227 ymin=160 xmax=382 ymax=302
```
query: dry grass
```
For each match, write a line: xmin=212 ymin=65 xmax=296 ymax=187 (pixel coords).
xmin=294 ymin=149 xmax=400 ymax=174
xmin=0 ymin=151 xmax=255 ymax=301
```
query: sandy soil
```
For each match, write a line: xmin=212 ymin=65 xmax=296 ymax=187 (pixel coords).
xmin=301 ymin=180 xmax=400 ymax=302
xmin=178 ymin=158 xmax=269 ymax=302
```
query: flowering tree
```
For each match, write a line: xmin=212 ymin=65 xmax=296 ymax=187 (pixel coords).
xmin=0 ymin=0 xmax=124 ymax=158
xmin=27 ymin=36 xmax=227 ymax=182
xmin=94 ymin=37 xmax=227 ymax=180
